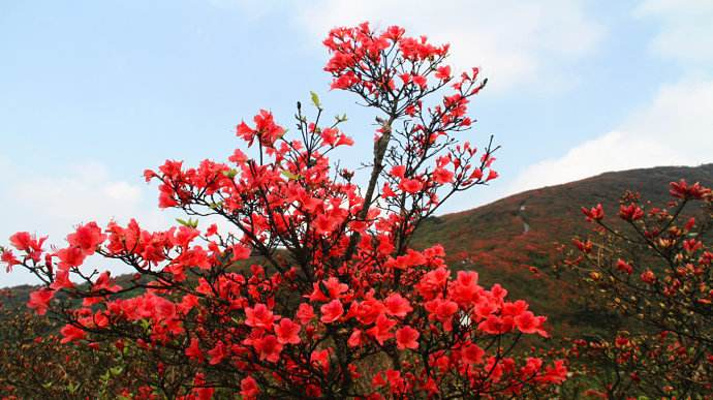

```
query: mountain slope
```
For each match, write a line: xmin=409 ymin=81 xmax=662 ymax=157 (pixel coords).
xmin=413 ymin=163 xmax=713 ymax=334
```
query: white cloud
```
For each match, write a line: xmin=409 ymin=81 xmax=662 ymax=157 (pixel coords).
xmin=295 ymin=0 xmax=605 ymax=94
xmin=635 ymin=0 xmax=713 ymax=69
xmin=103 ymin=181 xmax=142 ymax=203
xmin=10 ymin=162 xmax=147 ymax=223
xmin=507 ymin=78 xmax=713 ymax=193
xmin=503 ymin=1 xmax=713 ymax=194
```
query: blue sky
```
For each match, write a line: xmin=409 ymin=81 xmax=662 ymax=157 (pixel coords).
xmin=2 ymin=0 xmax=712 ymax=286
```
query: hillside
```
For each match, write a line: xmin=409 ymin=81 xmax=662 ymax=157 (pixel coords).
xmin=413 ymin=163 xmax=713 ymax=334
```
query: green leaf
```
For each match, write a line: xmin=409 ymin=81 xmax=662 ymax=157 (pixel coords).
xmin=139 ymin=319 xmax=151 ymax=331
xmin=310 ymin=91 xmax=322 ymax=109
xmin=222 ymin=168 xmax=238 ymax=179
xmin=176 ymin=218 xmax=198 ymax=228
xmin=281 ymin=170 xmax=300 ymax=180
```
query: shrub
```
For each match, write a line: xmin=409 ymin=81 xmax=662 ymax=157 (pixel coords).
xmin=2 ymin=23 xmax=566 ymax=399
xmin=564 ymin=180 xmax=713 ymax=398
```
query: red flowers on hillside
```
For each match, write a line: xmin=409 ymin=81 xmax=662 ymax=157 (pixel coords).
xmin=2 ymin=22 xmax=565 ymax=398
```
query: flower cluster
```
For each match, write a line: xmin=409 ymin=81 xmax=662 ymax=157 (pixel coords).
xmin=2 ymin=23 xmax=565 ymax=399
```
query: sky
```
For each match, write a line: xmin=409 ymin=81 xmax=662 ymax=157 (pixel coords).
xmin=1 ymin=0 xmax=712 ymax=286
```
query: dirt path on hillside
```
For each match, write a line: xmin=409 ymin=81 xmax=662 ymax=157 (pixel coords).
xmin=517 ymin=199 xmax=530 ymax=234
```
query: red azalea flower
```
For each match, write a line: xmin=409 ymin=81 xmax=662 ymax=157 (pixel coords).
xmin=320 ymin=299 xmax=344 ymax=324
xmin=275 ymin=318 xmax=301 ymax=344
xmin=395 ymin=326 xmax=419 ymax=350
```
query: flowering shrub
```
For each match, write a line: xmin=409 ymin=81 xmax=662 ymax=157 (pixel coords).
xmin=564 ymin=180 xmax=713 ymax=398
xmin=0 ymin=290 xmax=152 ymax=399
xmin=2 ymin=23 xmax=566 ymax=399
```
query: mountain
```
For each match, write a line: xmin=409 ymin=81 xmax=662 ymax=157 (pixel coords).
xmin=413 ymin=163 xmax=713 ymax=334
